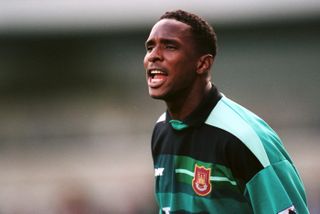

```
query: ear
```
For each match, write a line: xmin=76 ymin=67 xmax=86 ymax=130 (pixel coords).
xmin=196 ymin=54 xmax=214 ymax=75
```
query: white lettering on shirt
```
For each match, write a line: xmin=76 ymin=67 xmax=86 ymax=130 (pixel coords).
xmin=155 ymin=168 xmax=165 ymax=176
xmin=162 ymin=207 xmax=171 ymax=214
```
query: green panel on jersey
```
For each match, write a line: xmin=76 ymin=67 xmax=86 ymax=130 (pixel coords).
xmin=245 ymin=160 xmax=309 ymax=213
xmin=156 ymin=192 xmax=252 ymax=213
xmin=174 ymin=155 xmax=237 ymax=186
xmin=155 ymin=155 xmax=240 ymax=197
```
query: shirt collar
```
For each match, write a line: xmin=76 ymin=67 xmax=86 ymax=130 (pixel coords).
xmin=166 ymin=84 xmax=222 ymax=130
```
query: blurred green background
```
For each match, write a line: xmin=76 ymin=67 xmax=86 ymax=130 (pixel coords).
xmin=0 ymin=1 xmax=319 ymax=213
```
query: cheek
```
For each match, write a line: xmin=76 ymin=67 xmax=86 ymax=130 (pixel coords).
xmin=143 ymin=55 xmax=148 ymax=69
xmin=174 ymin=57 xmax=197 ymax=75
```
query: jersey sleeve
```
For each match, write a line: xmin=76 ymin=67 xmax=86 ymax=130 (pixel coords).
xmin=244 ymin=159 xmax=309 ymax=214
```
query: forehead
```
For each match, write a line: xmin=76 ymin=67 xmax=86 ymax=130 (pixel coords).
xmin=146 ymin=19 xmax=193 ymax=42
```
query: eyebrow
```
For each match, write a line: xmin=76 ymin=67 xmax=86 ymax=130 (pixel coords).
xmin=145 ymin=38 xmax=180 ymax=47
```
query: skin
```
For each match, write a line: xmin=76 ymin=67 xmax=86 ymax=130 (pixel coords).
xmin=144 ymin=19 xmax=214 ymax=120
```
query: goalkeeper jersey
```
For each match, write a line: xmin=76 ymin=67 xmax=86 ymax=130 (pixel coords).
xmin=151 ymin=85 xmax=309 ymax=214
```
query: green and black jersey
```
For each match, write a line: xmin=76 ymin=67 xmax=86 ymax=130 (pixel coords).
xmin=151 ymin=85 xmax=309 ymax=214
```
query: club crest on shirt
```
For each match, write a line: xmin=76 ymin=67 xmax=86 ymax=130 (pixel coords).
xmin=192 ymin=164 xmax=212 ymax=196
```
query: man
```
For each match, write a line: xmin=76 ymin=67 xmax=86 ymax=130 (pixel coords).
xmin=144 ymin=10 xmax=309 ymax=214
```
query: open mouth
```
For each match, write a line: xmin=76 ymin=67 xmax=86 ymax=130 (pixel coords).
xmin=147 ymin=69 xmax=168 ymax=88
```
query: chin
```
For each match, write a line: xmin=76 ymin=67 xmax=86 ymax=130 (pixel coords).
xmin=149 ymin=93 xmax=165 ymax=100
xmin=149 ymin=90 xmax=166 ymax=100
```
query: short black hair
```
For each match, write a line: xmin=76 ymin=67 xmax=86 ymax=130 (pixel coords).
xmin=160 ymin=10 xmax=217 ymax=58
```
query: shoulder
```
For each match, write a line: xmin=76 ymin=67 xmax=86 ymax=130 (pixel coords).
xmin=152 ymin=112 xmax=168 ymax=140
xmin=205 ymin=96 xmax=273 ymax=168
xmin=156 ymin=112 xmax=166 ymax=123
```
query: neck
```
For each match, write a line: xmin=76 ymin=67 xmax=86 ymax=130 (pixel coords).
xmin=166 ymin=82 xmax=212 ymax=120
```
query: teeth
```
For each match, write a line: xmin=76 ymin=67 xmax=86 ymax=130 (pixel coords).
xmin=150 ymin=70 xmax=165 ymax=75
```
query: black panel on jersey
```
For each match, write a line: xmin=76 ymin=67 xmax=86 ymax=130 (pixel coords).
xmin=152 ymin=122 xmax=263 ymax=184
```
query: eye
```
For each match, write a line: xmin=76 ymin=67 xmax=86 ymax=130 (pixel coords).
xmin=165 ymin=45 xmax=177 ymax=50
xmin=146 ymin=45 xmax=154 ymax=52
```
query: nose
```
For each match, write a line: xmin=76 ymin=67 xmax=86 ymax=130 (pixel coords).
xmin=146 ymin=46 xmax=163 ymax=63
